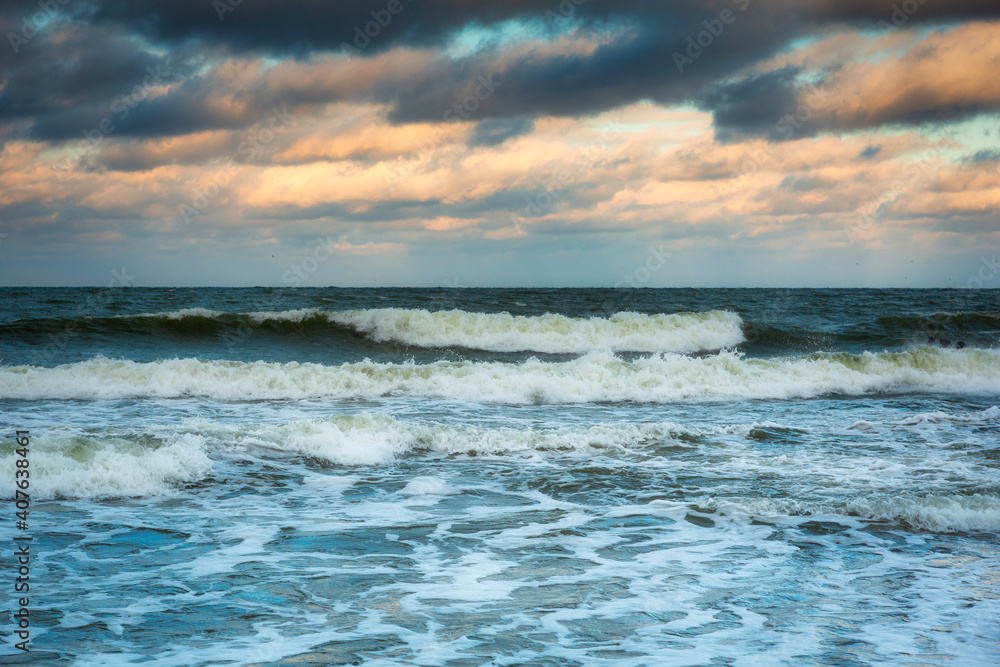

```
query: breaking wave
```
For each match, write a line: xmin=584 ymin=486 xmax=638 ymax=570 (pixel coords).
xmin=712 ymin=494 xmax=1000 ymax=534
xmin=0 ymin=417 xmax=694 ymax=498
xmin=1 ymin=307 xmax=746 ymax=354
xmin=324 ymin=308 xmax=745 ymax=353
xmin=0 ymin=431 xmax=211 ymax=499
xmin=2 ymin=346 xmax=998 ymax=403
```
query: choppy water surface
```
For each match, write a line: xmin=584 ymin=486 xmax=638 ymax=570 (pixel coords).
xmin=2 ymin=288 xmax=999 ymax=665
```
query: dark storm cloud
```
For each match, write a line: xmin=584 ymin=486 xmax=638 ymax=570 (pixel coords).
xmin=806 ymin=0 xmax=1000 ymax=24
xmin=380 ymin=0 xmax=790 ymax=124
xmin=75 ymin=0 xmax=1000 ymax=56
xmin=0 ymin=22 xmax=197 ymax=145
xmin=2 ymin=0 xmax=999 ymax=144
xmin=468 ymin=118 xmax=535 ymax=148
xmin=695 ymin=27 xmax=1000 ymax=140
xmin=696 ymin=68 xmax=802 ymax=142
xmin=0 ymin=26 xmax=171 ymax=123
xmin=860 ymin=145 xmax=882 ymax=159
xmin=31 ymin=74 xmax=251 ymax=142
xmin=82 ymin=0 xmax=692 ymax=56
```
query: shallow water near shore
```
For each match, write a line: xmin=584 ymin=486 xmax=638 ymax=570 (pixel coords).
xmin=2 ymin=287 xmax=999 ymax=665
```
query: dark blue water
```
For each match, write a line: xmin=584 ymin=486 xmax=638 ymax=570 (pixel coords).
xmin=3 ymin=287 xmax=998 ymax=365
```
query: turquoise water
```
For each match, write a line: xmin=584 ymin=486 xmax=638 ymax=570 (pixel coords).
xmin=2 ymin=288 xmax=999 ymax=665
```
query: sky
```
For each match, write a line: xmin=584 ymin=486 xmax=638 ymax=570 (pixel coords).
xmin=0 ymin=0 xmax=998 ymax=287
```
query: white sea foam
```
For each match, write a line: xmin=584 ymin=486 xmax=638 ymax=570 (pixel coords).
xmin=325 ymin=307 xmax=746 ymax=353
xmin=303 ymin=474 xmax=358 ymax=492
xmin=247 ymin=308 xmax=325 ymax=324
xmin=400 ymin=476 xmax=450 ymax=495
xmin=3 ymin=347 xmax=999 ymax=403
xmin=0 ymin=416 xmax=694 ymax=498
xmin=896 ymin=405 xmax=1000 ymax=425
xmin=196 ymin=414 xmax=686 ymax=464
xmin=133 ymin=307 xmax=225 ymax=319
xmin=0 ymin=431 xmax=212 ymax=499
xmin=126 ymin=307 xmax=746 ymax=353
xmin=847 ymin=494 xmax=1000 ymax=532
xmin=714 ymin=494 xmax=1000 ymax=533
xmin=8 ymin=407 xmax=996 ymax=515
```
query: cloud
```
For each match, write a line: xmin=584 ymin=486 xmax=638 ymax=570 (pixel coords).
xmin=75 ymin=0 xmax=1000 ymax=56
xmin=93 ymin=132 xmax=238 ymax=171
xmin=333 ymin=236 xmax=406 ymax=255
xmin=468 ymin=118 xmax=535 ymax=147
xmin=0 ymin=24 xmax=175 ymax=127
xmin=2 ymin=1 xmax=999 ymax=287
xmin=700 ymin=23 xmax=1000 ymax=139
xmin=967 ymin=149 xmax=1000 ymax=164
xmin=5 ymin=2 xmax=999 ymax=150
xmin=484 ymin=224 xmax=528 ymax=240
xmin=697 ymin=67 xmax=803 ymax=142
xmin=860 ymin=145 xmax=882 ymax=159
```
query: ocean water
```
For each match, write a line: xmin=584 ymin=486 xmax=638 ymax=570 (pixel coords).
xmin=1 ymin=287 xmax=999 ymax=666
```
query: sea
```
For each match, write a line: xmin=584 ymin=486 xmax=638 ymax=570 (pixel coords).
xmin=1 ymin=287 xmax=999 ymax=666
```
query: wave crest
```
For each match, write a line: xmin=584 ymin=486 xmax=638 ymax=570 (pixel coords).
xmin=713 ymin=494 xmax=1000 ymax=533
xmin=2 ymin=347 xmax=998 ymax=403
xmin=326 ymin=308 xmax=745 ymax=353
xmin=0 ymin=432 xmax=211 ymax=499
xmin=0 ymin=417 xmax=690 ymax=498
